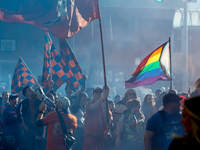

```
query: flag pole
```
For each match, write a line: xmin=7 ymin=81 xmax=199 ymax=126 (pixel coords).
xmin=97 ymin=0 xmax=109 ymax=124
xmin=46 ymin=32 xmax=54 ymax=91
xmin=19 ymin=56 xmax=40 ymax=86
xmin=47 ymin=32 xmax=52 ymax=81
xmin=169 ymin=37 xmax=173 ymax=89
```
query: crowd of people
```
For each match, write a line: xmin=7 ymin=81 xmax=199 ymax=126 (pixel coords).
xmin=0 ymin=77 xmax=200 ymax=150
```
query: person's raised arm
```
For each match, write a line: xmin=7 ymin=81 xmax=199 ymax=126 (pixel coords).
xmin=36 ymin=102 xmax=46 ymax=127
xmin=144 ymin=130 xmax=154 ymax=150
xmin=89 ymin=88 xmax=109 ymax=111
xmin=77 ymin=75 xmax=87 ymax=95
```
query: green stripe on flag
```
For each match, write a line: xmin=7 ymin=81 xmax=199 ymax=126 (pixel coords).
xmin=139 ymin=61 xmax=161 ymax=75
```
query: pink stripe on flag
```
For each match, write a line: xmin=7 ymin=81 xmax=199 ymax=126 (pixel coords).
xmin=125 ymin=74 xmax=167 ymax=89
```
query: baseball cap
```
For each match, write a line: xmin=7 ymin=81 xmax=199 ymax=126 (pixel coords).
xmin=163 ymin=93 xmax=182 ymax=104
xmin=9 ymin=94 xmax=18 ymax=101
xmin=93 ymin=87 xmax=103 ymax=93
xmin=155 ymin=88 xmax=163 ymax=94
xmin=114 ymin=94 xmax=122 ymax=99
xmin=57 ymin=96 xmax=70 ymax=109
xmin=169 ymin=89 xmax=177 ymax=94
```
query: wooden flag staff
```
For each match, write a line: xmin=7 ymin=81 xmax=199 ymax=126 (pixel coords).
xmin=97 ymin=1 xmax=109 ymax=124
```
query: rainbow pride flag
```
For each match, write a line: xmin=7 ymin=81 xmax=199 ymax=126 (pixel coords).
xmin=125 ymin=41 xmax=171 ymax=88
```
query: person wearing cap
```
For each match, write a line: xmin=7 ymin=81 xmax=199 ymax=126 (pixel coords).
xmin=36 ymin=96 xmax=77 ymax=150
xmin=144 ymin=93 xmax=185 ymax=150
xmin=17 ymin=85 xmax=42 ymax=150
xmin=3 ymin=94 xmax=21 ymax=150
xmin=82 ymin=86 xmax=112 ymax=150
xmin=168 ymin=96 xmax=200 ymax=149
xmin=114 ymin=94 xmax=122 ymax=105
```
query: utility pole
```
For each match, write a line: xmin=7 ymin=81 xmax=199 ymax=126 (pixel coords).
xmin=182 ymin=1 xmax=188 ymax=91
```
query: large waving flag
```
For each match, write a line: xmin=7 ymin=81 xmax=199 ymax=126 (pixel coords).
xmin=59 ymin=38 xmax=85 ymax=91
xmin=42 ymin=33 xmax=85 ymax=93
xmin=125 ymin=41 xmax=171 ymax=88
xmin=42 ymin=33 xmax=70 ymax=93
xmin=0 ymin=0 xmax=100 ymax=38
xmin=11 ymin=57 xmax=36 ymax=93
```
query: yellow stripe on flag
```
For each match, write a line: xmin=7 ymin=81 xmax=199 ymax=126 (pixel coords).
xmin=145 ymin=47 xmax=162 ymax=67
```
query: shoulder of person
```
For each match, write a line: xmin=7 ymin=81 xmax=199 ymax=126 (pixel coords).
xmin=123 ymin=109 xmax=130 ymax=114
xmin=86 ymin=100 xmax=94 ymax=106
xmin=20 ymin=98 xmax=28 ymax=105
xmin=142 ymin=106 xmax=146 ymax=111
xmin=147 ymin=111 xmax=162 ymax=122
xmin=22 ymin=98 xmax=28 ymax=102
xmin=46 ymin=111 xmax=56 ymax=117
xmin=190 ymin=90 xmax=199 ymax=97
xmin=68 ymin=113 xmax=78 ymax=119
xmin=121 ymin=109 xmax=131 ymax=119
xmin=3 ymin=106 xmax=9 ymax=112
xmin=64 ymin=113 xmax=78 ymax=123
xmin=35 ymin=98 xmax=42 ymax=103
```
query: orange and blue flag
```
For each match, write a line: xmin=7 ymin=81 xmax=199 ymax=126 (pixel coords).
xmin=59 ymin=38 xmax=85 ymax=91
xmin=42 ymin=33 xmax=85 ymax=93
xmin=11 ymin=57 xmax=36 ymax=93
xmin=42 ymin=33 xmax=69 ymax=93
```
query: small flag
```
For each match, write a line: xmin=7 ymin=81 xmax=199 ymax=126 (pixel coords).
xmin=59 ymin=38 xmax=85 ymax=91
xmin=11 ymin=57 xmax=36 ymax=93
xmin=125 ymin=41 xmax=171 ymax=88
xmin=42 ymin=33 xmax=70 ymax=93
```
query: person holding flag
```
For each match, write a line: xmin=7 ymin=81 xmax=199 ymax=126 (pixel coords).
xmin=82 ymin=86 xmax=112 ymax=150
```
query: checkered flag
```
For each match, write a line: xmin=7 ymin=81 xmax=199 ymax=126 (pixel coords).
xmin=59 ymin=38 xmax=85 ymax=91
xmin=11 ymin=57 xmax=36 ymax=93
xmin=42 ymin=33 xmax=70 ymax=93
